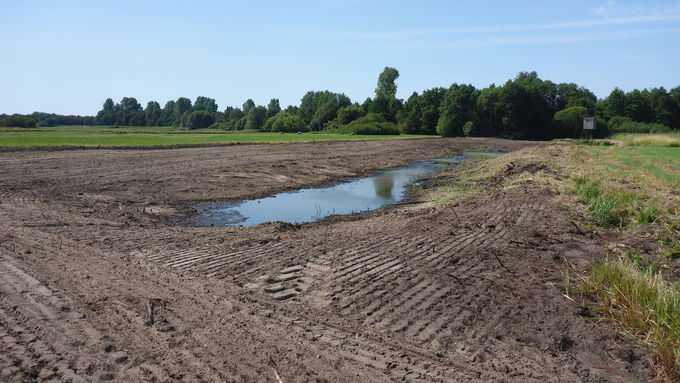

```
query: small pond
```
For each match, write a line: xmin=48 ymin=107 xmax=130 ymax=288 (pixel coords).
xmin=185 ymin=152 xmax=501 ymax=227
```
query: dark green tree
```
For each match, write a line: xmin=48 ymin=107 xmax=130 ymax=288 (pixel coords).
xmin=337 ymin=105 xmax=365 ymax=124
xmin=186 ymin=110 xmax=216 ymax=130
xmin=160 ymin=101 xmax=175 ymax=125
xmin=476 ymin=85 xmax=506 ymax=136
xmin=553 ymin=106 xmax=589 ymax=137
xmin=0 ymin=115 xmax=37 ymax=128
xmin=245 ymin=105 xmax=267 ymax=130
xmin=602 ymin=88 xmax=627 ymax=120
xmin=419 ymin=87 xmax=447 ymax=134
xmin=626 ymin=89 xmax=653 ymax=122
xmin=375 ymin=67 xmax=399 ymax=99
xmin=400 ymin=92 xmax=423 ymax=134
xmin=173 ymin=97 xmax=192 ymax=126
xmin=299 ymin=91 xmax=351 ymax=130
xmin=436 ymin=84 xmax=479 ymax=137
xmin=144 ymin=101 xmax=162 ymax=126
xmin=119 ymin=97 xmax=142 ymax=112
xmin=102 ymin=98 xmax=115 ymax=112
xmin=96 ymin=98 xmax=116 ymax=125
xmin=500 ymin=72 xmax=557 ymax=139
xmin=556 ymin=83 xmax=596 ymax=115
xmin=242 ymin=99 xmax=255 ymax=114
xmin=193 ymin=96 xmax=218 ymax=113
xmin=266 ymin=98 xmax=281 ymax=119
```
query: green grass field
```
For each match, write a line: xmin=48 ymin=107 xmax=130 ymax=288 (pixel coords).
xmin=0 ymin=126 xmax=432 ymax=148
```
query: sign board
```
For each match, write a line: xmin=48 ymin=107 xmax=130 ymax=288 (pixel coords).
xmin=583 ymin=117 xmax=596 ymax=130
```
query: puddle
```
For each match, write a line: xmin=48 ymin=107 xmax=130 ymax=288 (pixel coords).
xmin=185 ymin=152 xmax=501 ymax=227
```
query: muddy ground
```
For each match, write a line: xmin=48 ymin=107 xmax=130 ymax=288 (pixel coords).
xmin=0 ymin=138 xmax=654 ymax=382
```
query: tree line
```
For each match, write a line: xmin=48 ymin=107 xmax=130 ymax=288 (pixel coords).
xmin=4 ymin=68 xmax=679 ymax=139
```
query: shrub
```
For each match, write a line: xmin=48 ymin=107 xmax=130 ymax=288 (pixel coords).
xmin=265 ymin=112 xmax=305 ymax=132
xmin=553 ymin=106 xmax=589 ymax=137
xmin=462 ymin=121 xmax=477 ymax=137
xmin=608 ymin=116 xmax=672 ymax=133
xmin=330 ymin=113 xmax=400 ymax=135
xmin=336 ymin=105 xmax=365 ymax=124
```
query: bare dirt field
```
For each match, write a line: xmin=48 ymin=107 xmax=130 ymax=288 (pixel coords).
xmin=0 ymin=138 xmax=653 ymax=382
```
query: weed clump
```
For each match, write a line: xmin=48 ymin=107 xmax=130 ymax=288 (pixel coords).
xmin=571 ymin=176 xmax=642 ymax=228
xmin=638 ymin=205 xmax=661 ymax=224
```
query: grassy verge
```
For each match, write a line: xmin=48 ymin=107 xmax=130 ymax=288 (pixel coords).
xmin=0 ymin=126 xmax=432 ymax=148
xmin=580 ymin=257 xmax=680 ymax=378
xmin=571 ymin=134 xmax=680 ymax=379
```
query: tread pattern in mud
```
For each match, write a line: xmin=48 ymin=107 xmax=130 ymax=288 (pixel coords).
xmin=0 ymin=258 xmax=164 ymax=383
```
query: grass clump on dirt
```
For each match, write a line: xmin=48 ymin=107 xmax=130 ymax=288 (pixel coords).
xmin=571 ymin=175 xmax=648 ymax=228
xmin=580 ymin=257 xmax=680 ymax=378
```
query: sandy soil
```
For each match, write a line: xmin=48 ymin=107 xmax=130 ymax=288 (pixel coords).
xmin=0 ymin=138 xmax=653 ymax=382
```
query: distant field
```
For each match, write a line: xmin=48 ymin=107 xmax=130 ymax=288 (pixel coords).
xmin=611 ymin=132 xmax=680 ymax=147
xmin=0 ymin=126 xmax=432 ymax=148
xmin=589 ymin=133 xmax=680 ymax=187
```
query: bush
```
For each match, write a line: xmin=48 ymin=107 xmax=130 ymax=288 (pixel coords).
xmin=553 ymin=106 xmax=589 ymax=137
xmin=336 ymin=105 xmax=365 ymax=124
xmin=265 ymin=112 xmax=306 ymax=132
xmin=462 ymin=121 xmax=477 ymax=137
xmin=329 ymin=113 xmax=400 ymax=135
xmin=0 ymin=115 xmax=37 ymax=128
xmin=608 ymin=116 xmax=671 ymax=133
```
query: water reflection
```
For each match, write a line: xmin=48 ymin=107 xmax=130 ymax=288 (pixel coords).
xmin=185 ymin=152 xmax=501 ymax=227
xmin=373 ymin=173 xmax=395 ymax=200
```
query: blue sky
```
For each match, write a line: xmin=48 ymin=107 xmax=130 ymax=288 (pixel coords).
xmin=2 ymin=0 xmax=680 ymax=115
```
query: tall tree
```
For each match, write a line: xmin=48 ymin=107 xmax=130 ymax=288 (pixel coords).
xmin=476 ymin=85 xmax=505 ymax=136
xmin=602 ymin=88 xmax=627 ymax=120
xmin=160 ymin=100 xmax=175 ymax=125
xmin=245 ymin=106 xmax=267 ymax=130
xmin=375 ymin=67 xmax=399 ymax=99
xmin=144 ymin=101 xmax=162 ymax=126
xmin=436 ymin=84 xmax=479 ymax=137
xmin=500 ymin=72 xmax=557 ymax=139
xmin=173 ymin=97 xmax=192 ymax=126
xmin=266 ymin=98 xmax=281 ymax=119
xmin=193 ymin=96 xmax=218 ymax=113
xmin=102 ymin=98 xmax=115 ymax=113
xmin=299 ymin=91 xmax=351 ymax=129
xmin=242 ymin=99 xmax=255 ymax=114
xmin=119 ymin=97 xmax=142 ymax=112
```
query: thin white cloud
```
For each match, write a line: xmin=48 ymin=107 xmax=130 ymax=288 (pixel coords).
xmin=592 ymin=0 xmax=680 ymax=18
xmin=323 ymin=13 xmax=680 ymax=41
xmin=424 ymin=27 xmax=680 ymax=50
xmin=302 ymin=2 xmax=680 ymax=42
